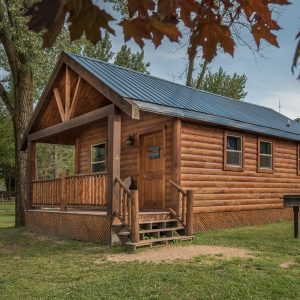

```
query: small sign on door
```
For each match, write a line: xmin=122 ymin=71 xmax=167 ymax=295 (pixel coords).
xmin=148 ymin=146 xmax=160 ymax=159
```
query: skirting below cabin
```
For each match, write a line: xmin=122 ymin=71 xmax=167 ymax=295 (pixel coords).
xmin=193 ymin=208 xmax=293 ymax=232
xmin=25 ymin=210 xmax=111 ymax=244
xmin=25 ymin=207 xmax=294 ymax=245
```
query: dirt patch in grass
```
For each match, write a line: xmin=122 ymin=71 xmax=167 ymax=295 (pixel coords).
xmin=279 ymin=261 xmax=295 ymax=269
xmin=105 ymin=245 xmax=254 ymax=263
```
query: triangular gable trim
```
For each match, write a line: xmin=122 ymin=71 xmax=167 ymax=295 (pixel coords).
xmin=21 ymin=52 xmax=140 ymax=150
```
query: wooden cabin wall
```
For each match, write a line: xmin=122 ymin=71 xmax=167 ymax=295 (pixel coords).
xmin=180 ymin=121 xmax=300 ymax=214
xmin=75 ymin=119 xmax=108 ymax=174
xmin=120 ymin=112 xmax=173 ymax=208
xmin=74 ymin=111 xmax=174 ymax=209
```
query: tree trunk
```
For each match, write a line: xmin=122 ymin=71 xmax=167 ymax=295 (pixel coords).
xmin=186 ymin=55 xmax=195 ymax=87
xmin=14 ymin=71 xmax=34 ymax=227
xmin=196 ymin=60 xmax=209 ymax=89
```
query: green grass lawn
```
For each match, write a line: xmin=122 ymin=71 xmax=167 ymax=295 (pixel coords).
xmin=1 ymin=202 xmax=300 ymax=299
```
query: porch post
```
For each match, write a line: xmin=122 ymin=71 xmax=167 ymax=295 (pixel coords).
xmin=107 ymin=107 xmax=121 ymax=215
xmin=186 ymin=189 xmax=194 ymax=236
xmin=172 ymin=118 xmax=181 ymax=214
xmin=26 ymin=139 xmax=36 ymax=210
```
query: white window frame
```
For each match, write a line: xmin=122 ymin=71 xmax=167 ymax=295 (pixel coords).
xmin=259 ymin=140 xmax=273 ymax=170
xmin=226 ymin=134 xmax=243 ymax=167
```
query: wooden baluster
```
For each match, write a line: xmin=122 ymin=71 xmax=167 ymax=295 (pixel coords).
xmin=95 ymin=176 xmax=99 ymax=206
xmin=88 ymin=176 xmax=92 ymax=206
xmin=90 ymin=176 xmax=93 ymax=205
xmin=41 ymin=182 xmax=44 ymax=205
xmin=37 ymin=182 xmax=39 ymax=205
xmin=118 ymin=185 xmax=122 ymax=216
xmin=178 ymin=191 xmax=181 ymax=220
xmin=130 ymin=190 xmax=139 ymax=243
xmin=82 ymin=177 xmax=85 ymax=205
xmin=60 ymin=172 xmax=67 ymax=211
xmin=49 ymin=181 xmax=51 ymax=205
xmin=123 ymin=188 xmax=127 ymax=223
xmin=128 ymin=193 xmax=132 ymax=227
xmin=186 ymin=190 xmax=194 ymax=236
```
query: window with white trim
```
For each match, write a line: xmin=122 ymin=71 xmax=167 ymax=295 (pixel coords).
xmin=259 ymin=140 xmax=272 ymax=169
xmin=91 ymin=143 xmax=106 ymax=172
xmin=226 ymin=135 xmax=243 ymax=167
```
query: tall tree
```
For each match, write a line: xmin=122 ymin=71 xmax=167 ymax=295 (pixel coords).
xmin=0 ymin=101 xmax=14 ymax=168
xmin=0 ymin=1 xmax=39 ymax=225
xmin=114 ymin=45 xmax=150 ymax=73
xmin=193 ymin=67 xmax=247 ymax=100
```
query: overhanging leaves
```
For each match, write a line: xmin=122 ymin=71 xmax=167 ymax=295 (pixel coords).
xmin=25 ymin=0 xmax=290 ymax=64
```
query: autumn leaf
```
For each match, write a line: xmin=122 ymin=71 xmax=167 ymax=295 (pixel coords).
xmin=251 ymin=22 xmax=280 ymax=48
xmin=127 ymin=0 xmax=155 ymax=18
xmin=120 ymin=18 xmax=151 ymax=48
xmin=179 ymin=0 xmax=199 ymax=27
xmin=25 ymin=0 xmax=115 ymax=47
xmin=150 ymin=15 xmax=181 ymax=47
xmin=25 ymin=0 xmax=67 ymax=47
xmin=68 ymin=2 xmax=115 ymax=45
xmin=157 ymin=0 xmax=178 ymax=20
xmin=189 ymin=10 xmax=235 ymax=62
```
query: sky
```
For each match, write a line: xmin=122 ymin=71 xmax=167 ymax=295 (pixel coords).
xmin=105 ymin=1 xmax=300 ymax=119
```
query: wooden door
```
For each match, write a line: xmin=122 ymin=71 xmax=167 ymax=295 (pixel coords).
xmin=140 ymin=130 xmax=165 ymax=210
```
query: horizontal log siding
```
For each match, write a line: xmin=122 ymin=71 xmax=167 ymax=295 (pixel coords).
xmin=76 ymin=119 xmax=108 ymax=174
xmin=181 ymin=121 xmax=300 ymax=213
xmin=120 ymin=112 xmax=173 ymax=208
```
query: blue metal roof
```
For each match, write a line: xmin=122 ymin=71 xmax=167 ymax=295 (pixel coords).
xmin=67 ymin=52 xmax=300 ymax=142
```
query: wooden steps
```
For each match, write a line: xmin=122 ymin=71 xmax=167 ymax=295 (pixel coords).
xmin=126 ymin=235 xmax=194 ymax=251
xmin=118 ymin=213 xmax=194 ymax=250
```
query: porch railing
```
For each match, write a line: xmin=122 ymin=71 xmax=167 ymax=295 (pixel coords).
xmin=32 ymin=178 xmax=61 ymax=206
xmin=169 ymin=180 xmax=194 ymax=235
xmin=66 ymin=173 xmax=107 ymax=207
xmin=115 ymin=177 xmax=139 ymax=243
xmin=32 ymin=172 xmax=107 ymax=209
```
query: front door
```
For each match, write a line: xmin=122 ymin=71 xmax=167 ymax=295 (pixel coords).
xmin=140 ymin=130 xmax=165 ymax=210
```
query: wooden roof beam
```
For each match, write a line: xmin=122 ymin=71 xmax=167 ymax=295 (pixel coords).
xmin=28 ymin=104 xmax=115 ymax=143
xmin=69 ymin=76 xmax=81 ymax=120
xmin=65 ymin=65 xmax=71 ymax=120
xmin=64 ymin=55 xmax=140 ymax=120
xmin=53 ymin=88 xmax=65 ymax=122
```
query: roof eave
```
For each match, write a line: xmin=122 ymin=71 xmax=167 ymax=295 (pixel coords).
xmin=132 ymin=99 xmax=300 ymax=143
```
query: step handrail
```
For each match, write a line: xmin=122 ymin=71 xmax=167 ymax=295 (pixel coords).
xmin=115 ymin=176 xmax=131 ymax=195
xmin=169 ymin=180 xmax=194 ymax=236
xmin=114 ymin=177 xmax=139 ymax=243
xmin=169 ymin=180 xmax=187 ymax=195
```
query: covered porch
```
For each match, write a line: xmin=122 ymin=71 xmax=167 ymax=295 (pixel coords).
xmin=22 ymin=55 xmax=194 ymax=247
xmin=26 ymin=103 xmax=120 ymax=215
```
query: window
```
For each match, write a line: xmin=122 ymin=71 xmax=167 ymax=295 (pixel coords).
xmin=91 ymin=143 xmax=106 ymax=172
xmin=258 ymin=140 xmax=273 ymax=171
xmin=224 ymin=132 xmax=244 ymax=171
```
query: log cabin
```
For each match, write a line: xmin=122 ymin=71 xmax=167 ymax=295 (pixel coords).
xmin=21 ymin=52 xmax=300 ymax=248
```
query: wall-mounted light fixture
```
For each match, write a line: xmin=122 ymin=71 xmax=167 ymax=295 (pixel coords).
xmin=126 ymin=134 xmax=135 ymax=146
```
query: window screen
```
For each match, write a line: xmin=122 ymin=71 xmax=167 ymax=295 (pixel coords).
xmin=259 ymin=141 xmax=272 ymax=169
xmin=226 ymin=135 xmax=242 ymax=167
xmin=91 ymin=143 xmax=106 ymax=172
